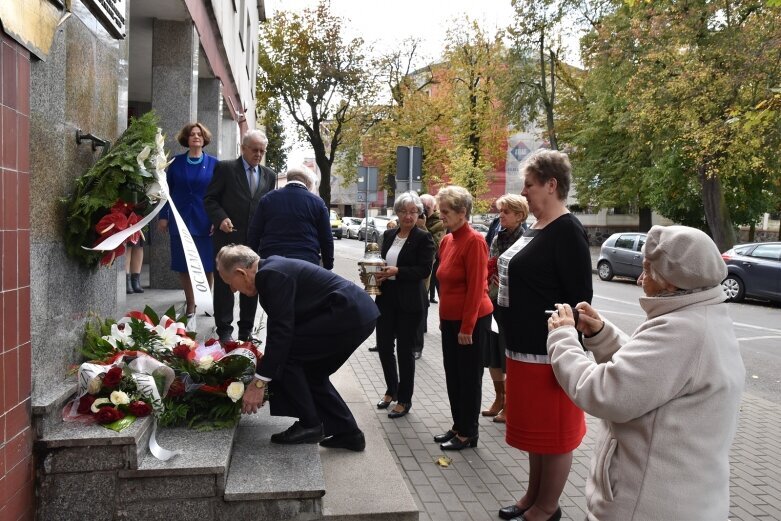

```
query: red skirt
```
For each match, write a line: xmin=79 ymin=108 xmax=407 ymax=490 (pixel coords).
xmin=505 ymin=357 xmax=586 ymax=454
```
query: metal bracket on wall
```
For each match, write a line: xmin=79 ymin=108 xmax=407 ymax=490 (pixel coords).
xmin=76 ymin=129 xmax=110 ymax=152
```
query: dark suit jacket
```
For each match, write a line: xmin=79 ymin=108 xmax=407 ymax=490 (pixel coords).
xmin=159 ymin=153 xmax=217 ymax=237
xmin=246 ymin=183 xmax=335 ymax=269
xmin=375 ymin=226 xmax=435 ymax=313
xmin=203 ymin=157 xmax=276 ymax=249
xmin=255 ymin=256 xmax=380 ymax=380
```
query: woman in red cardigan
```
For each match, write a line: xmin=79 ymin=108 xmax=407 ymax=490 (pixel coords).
xmin=433 ymin=186 xmax=493 ymax=450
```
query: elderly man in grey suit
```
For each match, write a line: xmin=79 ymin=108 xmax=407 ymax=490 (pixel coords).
xmin=204 ymin=130 xmax=276 ymax=342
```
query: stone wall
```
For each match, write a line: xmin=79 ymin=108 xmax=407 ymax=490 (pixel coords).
xmin=28 ymin=3 xmax=127 ymax=392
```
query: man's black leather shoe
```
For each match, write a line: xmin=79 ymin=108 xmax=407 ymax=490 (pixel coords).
xmin=499 ymin=504 xmax=529 ymax=520
xmin=433 ymin=430 xmax=457 ymax=443
xmin=319 ymin=430 xmax=366 ymax=452
xmin=270 ymin=422 xmax=324 ymax=445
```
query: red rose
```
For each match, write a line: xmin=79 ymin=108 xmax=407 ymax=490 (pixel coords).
xmin=95 ymin=407 xmax=124 ymax=424
xmin=102 ymin=366 xmax=123 ymax=388
xmin=167 ymin=378 xmax=185 ymax=397
xmin=172 ymin=344 xmax=190 ymax=358
xmin=77 ymin=394 xmax=96 ymax=415
xmin=205 ymin=338 xmax=219 ymax=347
xmin=128 ymin=401 xmax=152 ymax=417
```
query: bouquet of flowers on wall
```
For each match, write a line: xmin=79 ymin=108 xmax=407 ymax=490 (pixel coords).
xmin=62 ymin=111 xmax=160 ymax=269
xmin=70 ymin=306 xmax=261 ymax=431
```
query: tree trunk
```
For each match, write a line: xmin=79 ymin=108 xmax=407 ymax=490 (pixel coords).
xmin=314 ymin=148 xmax=332 ymax=207
xmin=748 ymin=223 xmax=755 ymax=242
xmin=638 ymin=206 xmax=652 ymax=232
xmin=698 ymin=164 xmax=735 ymax=252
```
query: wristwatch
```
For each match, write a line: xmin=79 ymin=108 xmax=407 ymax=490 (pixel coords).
xmin=253 ymin=379 xmax=265 ymax=389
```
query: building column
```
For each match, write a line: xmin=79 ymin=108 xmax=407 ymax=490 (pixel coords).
xmin=220 ymin=102 xmax=238 ymax=161
xmin=149 ymin=20 xmax=199 ymax=290
xmin=197 ymin=78 xmax=223 ymax=159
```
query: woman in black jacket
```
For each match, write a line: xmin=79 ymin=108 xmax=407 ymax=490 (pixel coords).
xmin=373 ymin=191 xmax=435 ymax=418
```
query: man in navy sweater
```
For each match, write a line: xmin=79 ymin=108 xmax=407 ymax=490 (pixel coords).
xmin=247 ymin=166 xmax=334 ymax=270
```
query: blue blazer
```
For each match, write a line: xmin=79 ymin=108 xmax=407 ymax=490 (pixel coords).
xmin=246 ymin=183 xmax=335 ymax=270
xmin=159 ymin=153 xmax=217 ymax=237
xmin=255 ymin=256 xmax=380 ymax=380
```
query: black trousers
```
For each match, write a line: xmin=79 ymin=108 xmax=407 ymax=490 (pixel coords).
xmin=441 ymin=314 xmax=490 ymax=438
xmin=413 ymin=304 xmax=428 ymax=353
xmin=376 ymin=302 xmax=422 ymax=404
xmin=269 ymin=319 xmax=376 ymax=436
xmin=213 ymin=273 xmax=258 ymax=339
xmin=429 ymin=258 xmax=440 ymax=300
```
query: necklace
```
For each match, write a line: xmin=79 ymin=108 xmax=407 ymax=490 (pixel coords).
xmin=187 ymin=154 xmax=204 ymax=165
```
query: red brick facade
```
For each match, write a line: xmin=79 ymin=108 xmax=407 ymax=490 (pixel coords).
xmin=0 ymin=29 xmax=34 ymax=521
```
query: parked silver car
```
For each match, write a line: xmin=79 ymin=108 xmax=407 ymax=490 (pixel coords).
xmin=345 ymin=217 xmax=363 ymax=239
xmin=721 ymin=242 xmax=781 ymax=303
xmin=597 ymin=232 xmax=647 ymax=281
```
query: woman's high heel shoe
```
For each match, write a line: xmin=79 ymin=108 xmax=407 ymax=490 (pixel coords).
xmin=433 ymin=430 xmax=457 ymax=443
xmin=440 ymin=435 xmax=478 ymax=450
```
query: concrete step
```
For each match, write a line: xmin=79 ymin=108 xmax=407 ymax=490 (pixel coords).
xmin=31 ymin=377 xmax=78 ymax=439
xmin=321 ymin=365 xmax=418 ymax=521
xmin=222 ymin=409 xmax=325 ymax=520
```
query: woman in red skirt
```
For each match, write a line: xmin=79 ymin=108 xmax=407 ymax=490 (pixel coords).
xmin=495 ymin=150 xmax=592 ymax=521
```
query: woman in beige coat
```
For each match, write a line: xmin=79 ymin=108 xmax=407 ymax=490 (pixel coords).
xmin=546 ymin=225 xmax=745 ymax=521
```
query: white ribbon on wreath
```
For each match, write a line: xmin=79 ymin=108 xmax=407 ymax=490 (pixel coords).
xmin=85 ymin=130 xmax=214 ymax=316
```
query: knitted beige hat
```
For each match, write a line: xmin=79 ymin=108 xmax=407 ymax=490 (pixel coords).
xmin=643 ymin=225 xmax=727 ymax=289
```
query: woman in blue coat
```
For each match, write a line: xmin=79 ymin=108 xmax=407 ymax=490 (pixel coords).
xmin=157 ymin=122 xmax=217 ymax=319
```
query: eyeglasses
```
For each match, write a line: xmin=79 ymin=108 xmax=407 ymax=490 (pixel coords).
xmin=397 ymin=210 xmax=419 ymax=216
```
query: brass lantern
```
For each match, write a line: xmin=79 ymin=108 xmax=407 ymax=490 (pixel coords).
xmin=358 ymin=242 xmax=387 ymax=296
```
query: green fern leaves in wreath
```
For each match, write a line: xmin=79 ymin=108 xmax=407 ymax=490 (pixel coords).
xmin=62 ymin=111 xmax=160 ymax=270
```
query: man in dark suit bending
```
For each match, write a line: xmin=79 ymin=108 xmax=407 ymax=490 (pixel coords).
xmin=204 ymin=130 xmax=276 ymax=342
xmin=216 ymin=244 xmax=379 ymax=451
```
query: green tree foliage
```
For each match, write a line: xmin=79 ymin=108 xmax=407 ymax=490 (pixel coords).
xmin=256 ymin=98 xmax=289 ymax=175
xmin=257 ymin=1 xmax=376 ymax=206
xmin=560 ymin=0 xmax=781 ymax=249
xmin=341 ymin=39 xmax=444 ymax=197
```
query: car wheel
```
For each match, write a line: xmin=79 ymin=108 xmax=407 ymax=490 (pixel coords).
xmin=597 ymin=261 xmax=614 ymax=281
xmin=336 ymin=232 xmax=342 ymax=240
xmin=722 ymin=275 xmax=745 ymax=302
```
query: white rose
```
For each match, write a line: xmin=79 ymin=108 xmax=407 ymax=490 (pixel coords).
xmin=110 ymin=390 xmax=130 ymax=406
xmin=87 ymin=377 xmax=102 ymax=395
xmin=91 ymin=397 xmax=111 ymax=413
xmin=226 ymin=382 xmax=245 ymax=403
xmin=197 ymin=355 xmax=214 ymax=371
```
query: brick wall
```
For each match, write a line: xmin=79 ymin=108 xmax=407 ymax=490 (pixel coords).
xmin=0 ymin=30 xmax=34 ymax=521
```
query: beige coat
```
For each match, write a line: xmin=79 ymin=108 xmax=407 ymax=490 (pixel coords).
xmin=547 ymin=286 xmax=744 ymax=521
